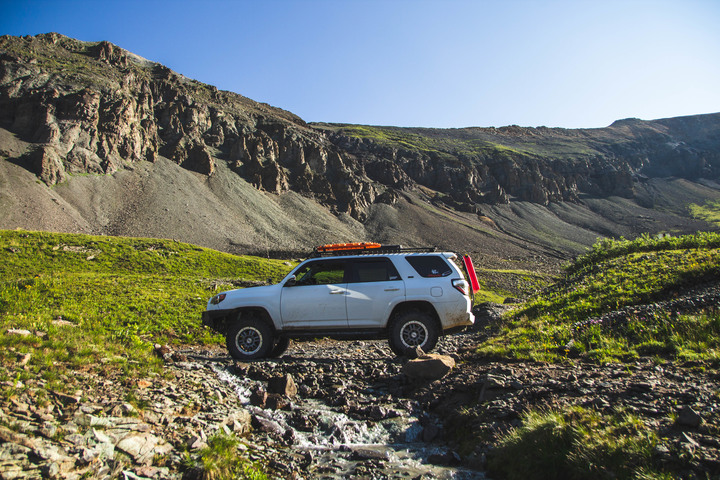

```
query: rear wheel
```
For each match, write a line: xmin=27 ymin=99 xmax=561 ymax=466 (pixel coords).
xmin=388 ymin=311 xmax=439 ymax=356
xmin=268 ymin=336 xmax=291 ymax=358
xmin=226 ymin=317 xmax=274 ymax=360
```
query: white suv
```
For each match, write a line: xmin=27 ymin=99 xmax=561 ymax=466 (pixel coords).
xmin=202 ymin=244 xmax=477 ymax=360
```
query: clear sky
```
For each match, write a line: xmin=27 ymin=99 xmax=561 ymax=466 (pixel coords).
xmin=2 ymin=0 xmax=719 ymax=128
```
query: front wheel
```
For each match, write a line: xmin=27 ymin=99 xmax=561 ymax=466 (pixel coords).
xmin=226 ymin=317 xmax=274 ymax=360
xmin=388 ymin=311 xmax=439 ymax=356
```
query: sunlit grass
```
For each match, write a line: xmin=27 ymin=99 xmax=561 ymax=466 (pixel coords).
xmin=183 ymin=432 xmax=270 ymax=480
xmin=475 ymin=233 xmax=720 ymax=363
xmin=689 ymin=200 xmax=720 ymax=227
xmin=0 ymin=229 xmax=293 ymax=389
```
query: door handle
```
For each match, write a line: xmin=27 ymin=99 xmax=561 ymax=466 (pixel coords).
xmin=329 ymin=290 xmax=345 ymax=295
xmin=384 ymin=288 xmax=400 ymax=292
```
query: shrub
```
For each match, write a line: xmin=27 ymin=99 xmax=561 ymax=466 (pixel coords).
xmin=487 ymin=406 xmax=665 ymax=480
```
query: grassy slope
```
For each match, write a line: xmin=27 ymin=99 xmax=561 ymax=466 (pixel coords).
xmin=462 ymin=233 xmax=720 ymax=480
xmin=690 ymin=199 xmax=720 ymax=227
xmin=314 ymin=123 xmax=600 ymax=161
xmin=476 ymin=232 xmax=720 ymax=363
xmin=0 ymin=230 xmax=292 ymax=389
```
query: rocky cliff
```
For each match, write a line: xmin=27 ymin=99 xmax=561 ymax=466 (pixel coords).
xmin=1 ymin=33 xmax=719 ymax=263
xmin=0 ymin=33 xmax=377 ymax=219
xmin=316 ymin=116 xmax=720 ymax=213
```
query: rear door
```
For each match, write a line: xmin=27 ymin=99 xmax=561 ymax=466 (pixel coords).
xmin=346 ymin=257 xmax=405 ymax=328
xmin=280 ymin=259 xmax=349 ymax=328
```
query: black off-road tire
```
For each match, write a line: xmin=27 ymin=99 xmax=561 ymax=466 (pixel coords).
xmin=226 ymin=316 xmax=274 ymax=360
xmin=388 ymin=311 xmax=439 ymax=356
xmin=268 ymin=336 xmax=291 ymax=358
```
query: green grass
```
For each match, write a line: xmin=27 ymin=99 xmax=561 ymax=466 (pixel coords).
xmin=476 ymin=233 xmax=720 ymax=363
xmin=184 ymin=432 xmax=270 ymax=480
xmin=318 ymin=124 xmax=529 ymax=161
xmin=0 ymin=230 xmax=293 ymax=389
xmin=314 ymin=123 xmax=601 ymax=162
xmin=689 ymin=200 xmax=720 ymax=227
xmin=487 ymin=406 xmax=670 ymax=480
xmin=474 ymin=288 xmax=507 ymax=304
xmin=476 ymin=267 xmax=556 ymax=303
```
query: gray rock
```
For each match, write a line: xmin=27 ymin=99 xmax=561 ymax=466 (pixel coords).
xmin=251 ymin=415 xmax=285 ymax=436
xmin=484 ymin=374 xmax=506 ymax=389
xmin=223 ymin=410 xmax=252 ymax=435
xmin=116 ymin=433 xmax=173 ymax=465
xmin=422 ymin=424 xmax=441 ymax=442
xmin=268 ymin=374 xmax=298 ymax=398
xmin=677 ymin=406 xmax=703 ymax=428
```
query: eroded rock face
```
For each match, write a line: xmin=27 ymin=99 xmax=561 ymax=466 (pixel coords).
xmin=1 ymin=33 xmax=719 ymax=222
xmin=326 ymin=124 xmax=720 ymax=209
xmin=0 ymin=34 xmax=375 ymax=219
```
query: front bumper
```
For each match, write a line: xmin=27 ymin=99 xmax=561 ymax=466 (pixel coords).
xmin=201 ymin=309 xmax=232 ymax=332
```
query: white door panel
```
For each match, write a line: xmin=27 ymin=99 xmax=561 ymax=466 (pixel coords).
xmin=280 ymin=284 xmax=348 ymax=327
xmin=346 ymin=281 xmax=404 ymax=328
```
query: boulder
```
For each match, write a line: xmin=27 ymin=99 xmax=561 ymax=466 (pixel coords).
xmin=677 ymin=406 xmax=703 ymax=428
xmin=402 ymin=354 xmax=455 ymax=381
xmin=265 ymin=393 xmax=288 ymax=411
xmin=116 ymin=433 xmax=172 ymax=465
xmin=223 ymin=410 xmax=252 ymax=435
xmin=249 ymin=387 xmax=268 ymax=407
xmin=268 ymin=374 xmax=298 ymax=398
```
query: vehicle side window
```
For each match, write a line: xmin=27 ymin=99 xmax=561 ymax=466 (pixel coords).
xmin=405 ymin=256 xmax=452 ymax=277
xmin=293 ymin=260 xmax=347 ymax=286
xmin=349 ymin=258 xmax=401 ymax=283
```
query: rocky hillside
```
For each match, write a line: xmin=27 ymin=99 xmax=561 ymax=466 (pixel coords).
xmin=317 ymin=115 xmax=720 ymax=209
xmin=1 ymin=33 xmax=719 ymax=268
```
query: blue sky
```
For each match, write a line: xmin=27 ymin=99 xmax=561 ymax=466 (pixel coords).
xmin=2 ymin=0 xmax=719 ymax=128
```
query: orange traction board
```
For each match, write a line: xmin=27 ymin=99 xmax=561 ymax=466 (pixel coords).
xmin=315 ymin=242 xmax=382 ymax=252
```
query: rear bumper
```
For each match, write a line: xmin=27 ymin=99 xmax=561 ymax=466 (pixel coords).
xmin=436 ymin=298 xmax=475 ymax=330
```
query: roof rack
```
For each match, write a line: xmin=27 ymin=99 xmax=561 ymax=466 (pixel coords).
xmin=310 ymin=243 xmax=436 ymax=257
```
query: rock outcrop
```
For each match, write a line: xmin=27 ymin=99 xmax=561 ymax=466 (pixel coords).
xmin=0 ymin=33 xmax=375 ymax=220
xmin=320 ymin=117 xmax=720 ymax=211
xmin=1 ymin=33 xmax=719 ymax=225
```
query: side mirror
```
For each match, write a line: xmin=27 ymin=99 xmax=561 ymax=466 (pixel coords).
xmin=284 ymin=275 xmax=297 ymax=287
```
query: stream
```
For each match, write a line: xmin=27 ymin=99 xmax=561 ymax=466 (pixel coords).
xmin=210 ymin=338 xmax=486 ymax=479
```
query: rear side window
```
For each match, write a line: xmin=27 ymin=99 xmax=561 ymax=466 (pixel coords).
xmin=349 ymin=258 xmax=401 ymax=283
xmin=405 ymin=256 xmax=452 ymax=278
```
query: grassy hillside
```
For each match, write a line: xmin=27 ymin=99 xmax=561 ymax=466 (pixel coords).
xmin=313 ymin=123 xmax=601 ymax=161
xmin=0 ymin=230 xmax=293 ymax=390
xmin=476 ymin=232 xmax=720 ymax=363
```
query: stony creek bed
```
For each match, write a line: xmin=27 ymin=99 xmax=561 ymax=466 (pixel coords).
xmin=205 ymin=336 xmax=486 ymax=480
xmin=2 ymin=306 xmax=719 ymax=479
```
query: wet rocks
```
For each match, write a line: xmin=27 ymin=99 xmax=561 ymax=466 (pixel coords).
xmin=268 ymin=373 xmax=298 ymax=398
xmin=3 ymin=308 xmax=719 ymax=479
xmin=249 ymin=387 xmax=268 ymax=408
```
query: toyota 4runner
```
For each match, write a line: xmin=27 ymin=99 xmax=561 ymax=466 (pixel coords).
xmin=202 ymin=243 xmax=478 ymax=360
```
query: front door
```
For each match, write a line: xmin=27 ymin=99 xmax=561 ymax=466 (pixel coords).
xmin=280 ymin=259 xmax=348 ymax=328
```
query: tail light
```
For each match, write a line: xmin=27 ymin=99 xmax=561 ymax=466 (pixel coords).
xmin=452 ymin=279 xmax=470 ymax=296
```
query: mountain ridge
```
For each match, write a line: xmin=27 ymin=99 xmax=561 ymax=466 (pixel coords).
xmin=1 ymin=33 xmax=718 ymax=271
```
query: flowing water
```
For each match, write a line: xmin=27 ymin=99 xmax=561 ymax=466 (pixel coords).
xmin=212 ymin=357 xmax=486 ymax=479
